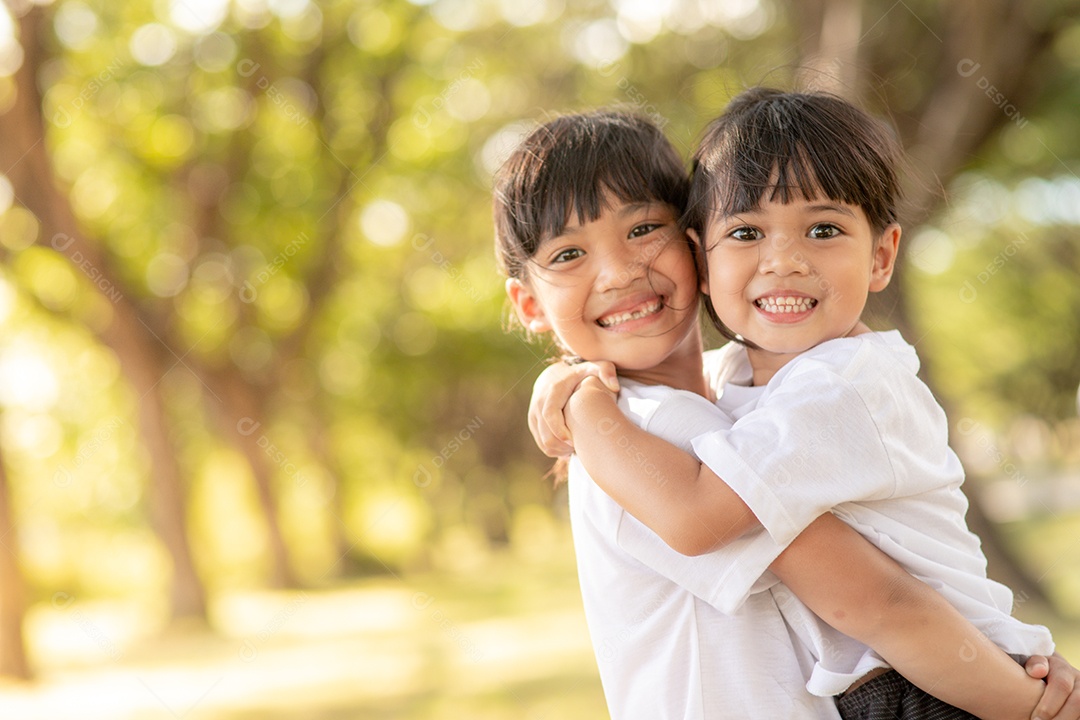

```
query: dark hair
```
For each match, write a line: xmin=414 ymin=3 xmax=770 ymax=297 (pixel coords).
xmin=684 ymin=88 xmax=904 ymax=341
xmin=493 ymin=111 xmax=690 ymax=280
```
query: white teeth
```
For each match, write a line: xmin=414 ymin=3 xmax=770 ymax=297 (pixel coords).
xmin=598 ymin=298 xmax=663 ymax=327
xmin=755 ymin=296 xmax=816 ymax=314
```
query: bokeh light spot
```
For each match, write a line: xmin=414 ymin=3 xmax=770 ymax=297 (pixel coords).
xmin=360 ymin=200 xmax=410 ymax=247
xmin=129 ymin=24 xmax=178 ymax=67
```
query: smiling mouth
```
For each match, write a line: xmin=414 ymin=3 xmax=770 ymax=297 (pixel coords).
xmin=596 ymin=297 xmax=664 ymax=327
xmin=754 ymin=296 xmax=818 ymax=314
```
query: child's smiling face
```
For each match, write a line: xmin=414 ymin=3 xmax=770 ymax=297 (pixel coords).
xmin=698 ymin=193 xmax=900 ymax=381
xmin=507 ymin=196 xmax=701 ymax=373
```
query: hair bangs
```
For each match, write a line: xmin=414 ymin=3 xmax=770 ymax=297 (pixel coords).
xmin=546 ymin=128 xmax=684 ymax=237
xmin=685 ymin=89 xmax=901 ymax=237
xmin=494 ymin=111 xmax=689 ymax=279
xmin=708 ymin=140 xmax=829 ymax=219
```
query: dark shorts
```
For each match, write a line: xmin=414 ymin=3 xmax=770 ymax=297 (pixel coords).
xmin=836 ymin=670 xmax=979 ymax=720
xmin=837 ymin=655 xmax=1028 ymax=720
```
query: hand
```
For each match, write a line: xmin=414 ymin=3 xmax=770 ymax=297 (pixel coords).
xmin=1027 ymin=653 xmax=1080 ymax=720
xmin=563 ymin=374 xmax=622 ymax=437
xmin=572 ymin=374 xmax=621 ymax=404
xmin=528 ymin=360 xmax=619 ymax=457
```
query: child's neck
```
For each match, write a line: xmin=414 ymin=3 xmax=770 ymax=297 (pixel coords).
xmin=618 ymin=331 xmax=707 ymax=396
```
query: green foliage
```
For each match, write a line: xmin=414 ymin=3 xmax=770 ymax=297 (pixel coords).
xmin=908 ymin=179 xmax=1080 ymax=426
xmin=1 ymin=0 xmax=1078 ymax=613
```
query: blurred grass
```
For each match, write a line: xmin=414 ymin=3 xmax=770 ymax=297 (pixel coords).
xmin=0 ymin=521 xmax=608 ymax=720
xmin=3 ymin=513 xmax=1079 ymax=719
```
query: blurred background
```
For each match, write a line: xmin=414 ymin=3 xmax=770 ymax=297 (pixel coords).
xmin=0 ymin=0 xmax=1078 ymax=717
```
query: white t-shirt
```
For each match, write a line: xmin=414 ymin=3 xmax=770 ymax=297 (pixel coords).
xmin=569 ymin=380 xmax=841 ymax=719
xmin=690 ymin=331 xmax=1054 ymax=696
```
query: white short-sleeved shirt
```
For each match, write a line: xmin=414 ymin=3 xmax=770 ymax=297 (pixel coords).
xmin=691 ymin=331 xmax=1054 ymax=696
xmin=569 ymin=380 xmax=841 ymax=719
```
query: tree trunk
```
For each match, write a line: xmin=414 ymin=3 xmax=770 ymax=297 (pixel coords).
xmin=792 ymin=0 xmax=863 ymax=96
xmin=0 ymin=4 xmax=207 ymax=619
xmin=0 ymin=437 xmax=30 ymax=679
xmin=203 ymin=368 xmax=297 ymax=588
xmin=305 ymin=406 xmax=355 ymax=577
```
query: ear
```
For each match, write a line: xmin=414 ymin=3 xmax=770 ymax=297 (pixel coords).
xmin=505 ymin=277 xmax=551 ymax=333
xmin=686 ymin=228 xmax=709 ymax=296
xmin=869 ymin=224 xmax=901 ymax=292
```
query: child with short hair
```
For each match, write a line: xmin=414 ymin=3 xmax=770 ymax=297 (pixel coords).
xmin=526 ymin=89 xmax=1080 ymax=719
xmin=497 ymin=107 xmax=1078 ymax=719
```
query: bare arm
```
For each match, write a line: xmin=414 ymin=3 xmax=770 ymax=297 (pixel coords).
xmin=564 ymin=378 xmax=758 ymax=554
xmin=772 ymin=513 xmax=1042 ymax=720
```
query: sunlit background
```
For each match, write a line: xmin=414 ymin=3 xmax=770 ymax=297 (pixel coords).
xmin=0 ymin=0 xmax=1078 ymax=717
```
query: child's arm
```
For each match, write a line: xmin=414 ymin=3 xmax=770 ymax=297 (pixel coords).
xmin=564 ymin=377 xmax=755 ymax=554
xmin=774 ymin=513 xmax=1073 ymax=720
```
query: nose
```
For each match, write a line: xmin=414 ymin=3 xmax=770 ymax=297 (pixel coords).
xmin=758 ymin=233 xmax=809 ymax=276
xmin=596 ymin=241 xmax=648 ymax=291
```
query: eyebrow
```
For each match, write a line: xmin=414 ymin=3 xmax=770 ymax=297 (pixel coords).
xmin=807 ymin=202 xmax=857 ymax=218
xmin=725 ymin=202 xmax=858 ymax=220
xmin=616 ymin=201 xmax=658 ymax=217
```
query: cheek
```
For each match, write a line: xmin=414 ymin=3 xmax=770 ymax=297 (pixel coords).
xmin=836 ymin=256 xmax=875 ymax=288
xmin=706 ymin=257 xmax=747 ymax=297
xmin=655 ymin=248 xmax=699 ymax=287
xmin=677 ymin=257 xmax=701 ymax=291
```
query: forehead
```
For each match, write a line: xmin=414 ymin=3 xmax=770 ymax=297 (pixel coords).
xmin=729 ymin=195 xmax=860 ymax=217
xmin=546 ymin=198 xmax=672 ymax=238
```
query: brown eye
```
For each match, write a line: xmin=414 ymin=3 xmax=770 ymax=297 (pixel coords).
xmin=551 ymin=247 xmax=585 ymax=263
xmin=629 ymin=223 xmax=663 ymax=238
xmin=809 ymin=223 xmax=841 ymax=239
xmin=730 ymin=226 xmax=763 ymax=242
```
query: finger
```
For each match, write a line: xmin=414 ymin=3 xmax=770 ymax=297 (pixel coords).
xmin=1027 ymin=655 xmax=1051 ymax=680
xmin=537 ymin=411 xmax=574 ymax=457
xmin=528 ymin=365 xmax=572 ymax=447
xmin=1033 ymin=656 xmax=1074 ymax=720
xmin=542 ymin=394 xmax=572 ymax=445
xmin=597 ymin=361 xmax=620 ymax=392
xmin=545 ymin=436 xmax=575 ymax=457
xmin=545 ymin=366 xmax=590 ymax=407
xmin=528 ymin=402 xmax=544 ymax=449
xmin=1047 ymin=685 xmax=1080 ymax=720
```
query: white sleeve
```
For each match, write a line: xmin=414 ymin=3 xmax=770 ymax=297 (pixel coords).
xmin=616 ymin=514 xmax=785 ymax=613
xmin=692 ymin=367 xmax=895 ymax=550
xmin=614 ymin=389 xmax=787 ymax=613
xmin=639 ymin=388 xmax=732 ymax=454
